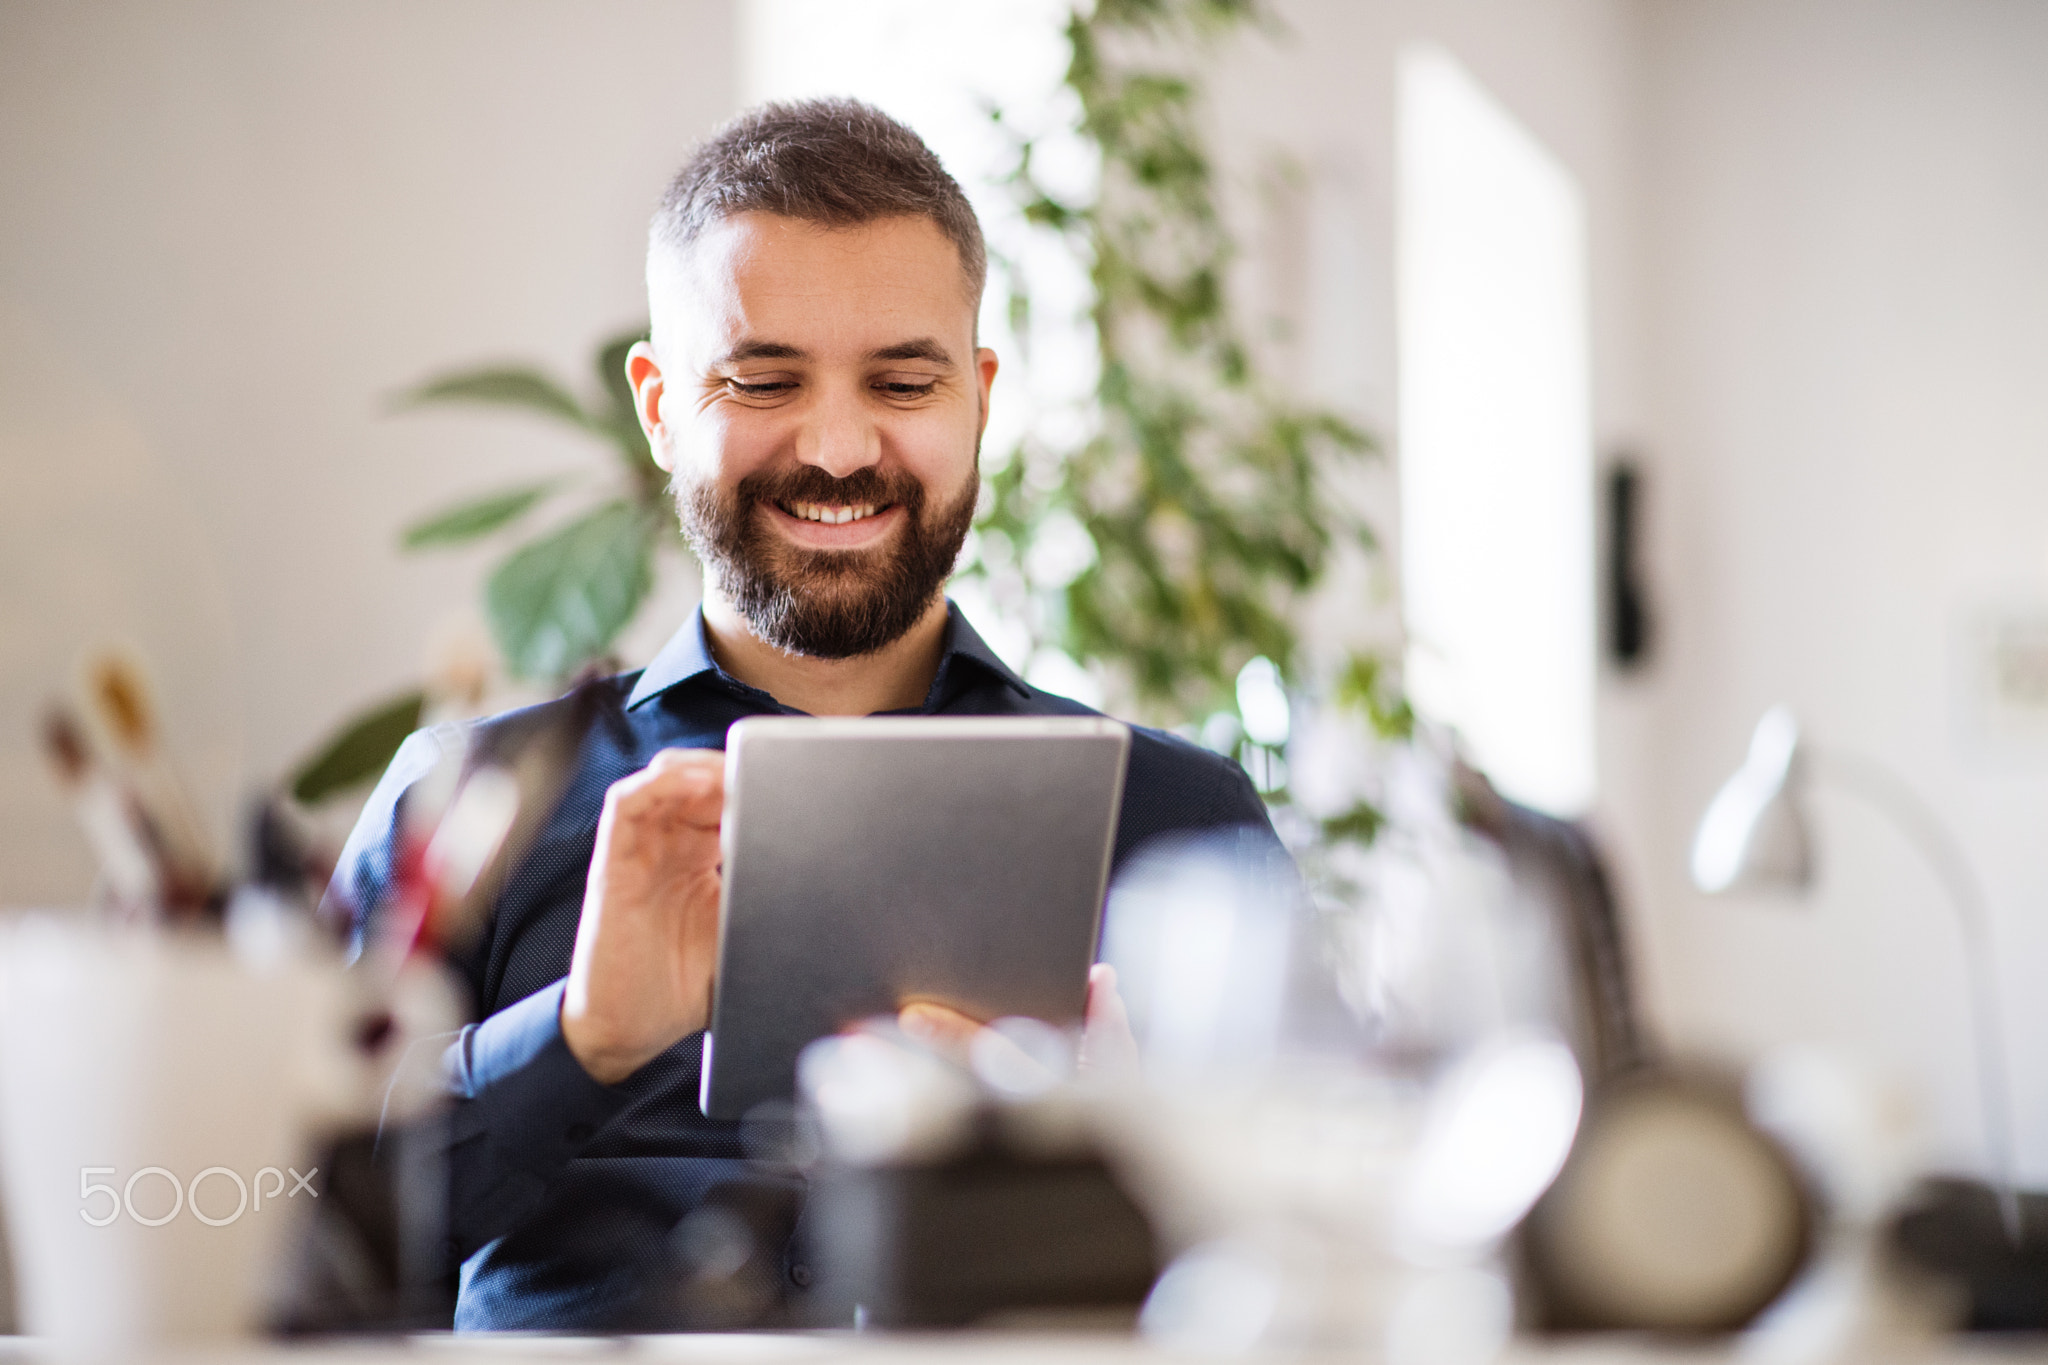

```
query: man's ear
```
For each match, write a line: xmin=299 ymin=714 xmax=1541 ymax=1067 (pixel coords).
xmin=626 ymin=341 xmax=673 ymax=473
xmin=974 ymin=346 xmax=999 ymax=440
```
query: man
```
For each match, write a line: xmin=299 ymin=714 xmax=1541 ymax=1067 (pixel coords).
xmin=331 ymin=98 xmax=1279 ymax=1331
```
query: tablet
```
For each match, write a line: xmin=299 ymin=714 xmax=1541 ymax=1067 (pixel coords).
xmin=701 ymin=715 xmax=1131 ymax=1120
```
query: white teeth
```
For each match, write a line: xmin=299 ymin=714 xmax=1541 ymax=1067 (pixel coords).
xmin=788 ymin=502 xmax=879 ymax=525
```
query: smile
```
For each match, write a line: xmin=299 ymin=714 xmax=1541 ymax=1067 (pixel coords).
xmin=779 ymin=501 xmax=885 ymax=525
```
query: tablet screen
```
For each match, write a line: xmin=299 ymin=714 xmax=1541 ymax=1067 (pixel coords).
xmin=702 ymin=716 xmax=1130 ymax=1119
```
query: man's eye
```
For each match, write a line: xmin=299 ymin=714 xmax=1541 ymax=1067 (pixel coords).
xmin=727 ymin=379 xmax=794 ymax=397
xmin=875 ymin=379 xmax=939 ymax=398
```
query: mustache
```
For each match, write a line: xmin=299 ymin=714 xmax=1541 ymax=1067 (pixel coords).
xmin=672 ymin=455 xmax=979 ymax=659
xmin=735 ymin=464 xmax=925 ymax=513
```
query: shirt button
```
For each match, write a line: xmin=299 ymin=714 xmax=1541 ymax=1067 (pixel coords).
xmin=789 ymin=1263 xmax=812 ymax=1288
xmin=565 ymin=1123 xmax=593 ymax=1145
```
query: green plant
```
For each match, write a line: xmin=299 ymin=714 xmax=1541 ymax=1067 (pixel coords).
xmin=289 ymin=327 xmax=670 ymax=803
xmin=397 ymin=329 xmax=672 ymax=682
xmin=976 ymin=0 xmax=1405 ymax=834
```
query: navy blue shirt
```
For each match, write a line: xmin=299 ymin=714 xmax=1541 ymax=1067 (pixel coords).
xmin=328 ymin=604 xmax=1277 ymax=1331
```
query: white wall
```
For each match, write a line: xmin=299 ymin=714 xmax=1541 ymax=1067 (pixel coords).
xmin=1636 ymin=0 xmax=2048 ymax=1181
xmin=1214 ymin=0 xmax=2048 ymax=1185
xmin=1197 ymin=0 xmax=1658 ymax=994
xmin=0 ymin=1 xmax=736 ymax=902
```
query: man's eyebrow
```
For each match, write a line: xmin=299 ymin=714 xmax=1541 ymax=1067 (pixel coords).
xmin=710 ymin=340 xmax=808 ymax=366
xmin=867 ymin=338 xmax=954 ymax=365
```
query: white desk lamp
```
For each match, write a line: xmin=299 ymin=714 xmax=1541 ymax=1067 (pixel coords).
xmin=1690 ymin=706 xmax=2020 ymax=1244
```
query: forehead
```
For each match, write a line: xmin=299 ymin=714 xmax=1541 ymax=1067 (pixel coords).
xmin=660 ymin=212 xmax=976 ymax=360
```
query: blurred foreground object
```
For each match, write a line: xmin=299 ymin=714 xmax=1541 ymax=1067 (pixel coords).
xmin=1894 ymin=1179 xmax=2048 ymax=1331
xmin=1097 ymin=829 xmax=1583 ymax=1358
xmin=40 ymin=706 xmax=164 ymax=914
xmin=39 ymin=651 xmax=227 ymax=923
xmin=799 ymin=1025 xmax=1158 ymax=1329
xmin=1522 ymin=1069 xmax=1811 ymax=1331
xmin=0 ymin=918 xmax=360 ymax=1347
xmin=1738 ymin=1045 xmax=1959 ymax=1361
xmin=1453 ymin=760 xmax=1648 ymax=1086
xmin=1424 ymin=745 xmax=1828 ymax=1338
xmin=287 ymin=719 xmax=530 ymax=1334
xmin=15 ymin=646 xmax=559 ymax=1338
xmin=1692 ymin=707 xmax=2036 ymax=1310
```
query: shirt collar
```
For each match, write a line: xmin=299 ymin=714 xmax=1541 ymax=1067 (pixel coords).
xmin=624 ymin=606 xmax=722 ymax=710
xmin=930 ymin=603 xmax=1033 ymax=705
xmin=624 ymin=600 xmax=1031 ymax=712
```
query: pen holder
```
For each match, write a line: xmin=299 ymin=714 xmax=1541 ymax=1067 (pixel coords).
xmin=0 ymin=915 xmax=357 ymax=1348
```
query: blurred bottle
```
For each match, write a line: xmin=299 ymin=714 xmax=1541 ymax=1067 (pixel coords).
xmin=1098 ymin=739 xmax=1586 ymax=1359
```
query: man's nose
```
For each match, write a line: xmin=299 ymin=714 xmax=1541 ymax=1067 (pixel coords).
xmin=794 ymin=384 xmax=881 ymax=480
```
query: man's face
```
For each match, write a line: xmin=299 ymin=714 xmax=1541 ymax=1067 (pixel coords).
xmin=631 ymin=212 xmax=996 ymax=659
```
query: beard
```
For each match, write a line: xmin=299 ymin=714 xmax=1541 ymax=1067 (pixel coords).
xmin=676 ymin=460 xmax=978 ymax=660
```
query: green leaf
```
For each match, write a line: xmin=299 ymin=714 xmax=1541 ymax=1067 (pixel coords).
xmin=1335 ymin=653 xmax=1415 ymax=740
xmin=289 ymin=690 xmax=426 ymax=804
xmin=486 ymin=500 xmax=653 ymax=681
xmin=1319 ymin=799 xmax=1387 ymax=847
xmin=401 ymin=482 xmax=558 ymax=549
xmin=396 ymin=367 xmax=591 ymax=431
xmin=967 ymin=0 xmax=1403 ymax=736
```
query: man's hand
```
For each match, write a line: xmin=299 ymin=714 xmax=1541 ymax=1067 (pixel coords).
xmin=1076 ymin=963 xmax=1141 ymax=1078
xmin=561 ymin=748 xmax=725 ymax=1085
xmin=896 ymin=964 xmax=1141 ymax=1082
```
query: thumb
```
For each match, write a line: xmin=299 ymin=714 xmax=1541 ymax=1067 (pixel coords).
xmin=1080 ymin=963 xmax=1140 ymax=1078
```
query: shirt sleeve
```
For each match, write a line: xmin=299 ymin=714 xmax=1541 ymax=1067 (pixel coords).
xmin=438 ymin=978 xmax=633 ymax=1260
xmin=324 ymin=728 xmax=630 ymax=1262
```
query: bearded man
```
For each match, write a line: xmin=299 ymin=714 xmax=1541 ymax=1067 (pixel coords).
xmin=330 ymin=98 xmax=1279 ymax=1332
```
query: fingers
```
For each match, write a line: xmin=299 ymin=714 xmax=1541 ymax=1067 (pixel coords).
xmin=894 ymin=1004 xmax=1065 ymax=1096
xmin=1080 ymin=963 xmax=1141 ymax=1078
xmin=562 ymin=748 xmax=728 ymax=1085
xmin=604 ymin=748 xmax=724 ymax=827
xmin=1084 ymin=963 xmax=1125 ymax=1029
xmin=593 ymin=750 xmax=724 ymax=875
xmin=899 ymin=967 xmax=1141 ymax=1081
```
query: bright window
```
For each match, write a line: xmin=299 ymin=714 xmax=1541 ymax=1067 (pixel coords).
xmin=1396 ymin=43 xmax=1596 ymax=816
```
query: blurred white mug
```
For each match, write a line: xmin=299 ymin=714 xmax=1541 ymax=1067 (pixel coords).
xmin=0 ymin=914 xmax=356 ymax=1347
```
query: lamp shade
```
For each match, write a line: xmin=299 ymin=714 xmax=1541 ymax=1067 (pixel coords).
xmin=1690 ymin=707 xmax=1814 ymax=895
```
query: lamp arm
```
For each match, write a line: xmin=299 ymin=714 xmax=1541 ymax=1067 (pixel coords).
xmin=1809 ymin=748 xmax=2021 ymax=1244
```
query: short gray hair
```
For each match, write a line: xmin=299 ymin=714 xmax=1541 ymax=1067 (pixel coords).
xmin=650 ymin=98 xmax=986 ymax=305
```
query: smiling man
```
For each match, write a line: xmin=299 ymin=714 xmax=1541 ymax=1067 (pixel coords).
xmin=646 ymin=204 xmax=993 ymax=715
xmin=330 ymin=100 xmax=1279 ymax=1332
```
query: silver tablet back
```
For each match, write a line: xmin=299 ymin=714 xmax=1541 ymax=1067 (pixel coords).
xmin=702 ymin=715 xmax=1131 ymax=1120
